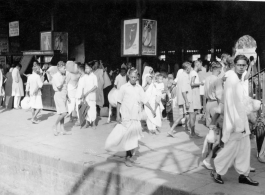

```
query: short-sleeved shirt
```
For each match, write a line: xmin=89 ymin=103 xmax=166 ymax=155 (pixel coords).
xmin=114 ymin=74 xmax=127 ymax=90
xmin=118 ymin=82 xmax=147 ymax=121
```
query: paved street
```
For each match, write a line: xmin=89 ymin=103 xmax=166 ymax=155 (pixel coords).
xmin=0 ymin=108 xmax=265 ymax=195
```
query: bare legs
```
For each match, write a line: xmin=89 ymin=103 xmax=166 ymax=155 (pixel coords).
xmin=189 ymin=110 xmax=201 ymax=138
xmin=31 ymin=109 xmax=41 ymax=123
xmin=168 ymin=115 xmax=183 ymax=137
xmin=53 ymin=112 xmax=67 ymax=136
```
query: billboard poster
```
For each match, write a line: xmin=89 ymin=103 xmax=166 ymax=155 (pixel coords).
xmin=122 ymin=19 xmax=140 ymax=56
xmin=40 ymin=31 xmax=52 ymax=51
xmin=53 ymin=32 xmax=68 ymax=55
xmin=9 ymin=21 xmax=19 ymax=37
xmin=0 ymin=38 xmax=9 ymax=53
xmin=141 ymin=19 xmax=157 ymax=56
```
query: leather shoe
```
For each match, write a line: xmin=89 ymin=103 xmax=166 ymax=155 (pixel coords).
xmin=210 ymin=170 xmax=224 ymax=184
xmin=250 ymin=167 xmax=255 ymax=172
xmin=238 ymin=175 xmax=259 ymax=186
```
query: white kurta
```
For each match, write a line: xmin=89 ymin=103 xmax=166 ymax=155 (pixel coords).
xmin=12 ymin=68 xmax=24 ymax=97
xmin=214 ymin=71 xmax=251 ymax=176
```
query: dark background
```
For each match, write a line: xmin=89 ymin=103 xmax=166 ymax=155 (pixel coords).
xmin=1 ymin=0 xmax=265 ymax=69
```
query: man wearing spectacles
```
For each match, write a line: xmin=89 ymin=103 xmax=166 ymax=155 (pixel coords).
xmin=211 ymin=55 xmax=259 ymax=186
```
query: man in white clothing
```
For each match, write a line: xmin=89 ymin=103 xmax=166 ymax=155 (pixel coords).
xmin=76 ymin=64 xmax=98 ymax=129
xmin=211 ymin=55 xmax=259 ymax=186
xmin=114 ymin=68 xmax=127 ymax=90
xmin=26 ymin=63 xmax=43 ymax=124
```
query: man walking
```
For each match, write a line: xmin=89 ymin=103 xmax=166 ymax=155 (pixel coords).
xmin=211 ymin=55 xmax=259 ymax=186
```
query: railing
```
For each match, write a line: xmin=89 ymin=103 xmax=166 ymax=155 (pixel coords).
xmin=248 ymin=56 xmax=265 ymax=114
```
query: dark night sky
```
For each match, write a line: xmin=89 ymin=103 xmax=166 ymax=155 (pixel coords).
xmin=1 ymin=0 xmax=265 ymax=66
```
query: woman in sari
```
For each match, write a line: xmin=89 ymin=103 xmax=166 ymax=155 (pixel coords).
xmin=142 ymin=65 xmax=154 ymax=87
xmin=143 ymin=74 xmax=161 ymax=134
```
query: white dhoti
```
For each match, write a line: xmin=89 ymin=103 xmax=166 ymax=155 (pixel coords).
xmin=105 ymin=120 xmax=143 ymax=152
xmin=67 ymin=98 xmax=77 ymax=115
xmin=205 ymin=100 xmax=218 ymax=127
xmin=86 ymin=100 xmax=97 ymax=123
xmin=214 ymin=135 xmax=250 ymax=176
xmin=30 ymin=95 xmax=43 ymax=109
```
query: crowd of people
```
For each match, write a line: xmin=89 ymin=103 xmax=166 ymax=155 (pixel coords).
xmin=0 ymin=53 xmax=262 ymax=186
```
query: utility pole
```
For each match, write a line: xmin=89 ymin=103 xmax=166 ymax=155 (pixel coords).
xmin=136 ymin=0 xmax=146 ymax=83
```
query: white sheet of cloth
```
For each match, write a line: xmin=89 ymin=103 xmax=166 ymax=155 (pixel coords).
xmin=144 ymin=74 xmax=162 ymax=131
xmin=222 ymin=70 xmax=250 ymax=143
xmin=241 ymin=70 xmax=249 ymax=96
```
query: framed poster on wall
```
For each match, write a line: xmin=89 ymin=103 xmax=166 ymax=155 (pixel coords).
xmin=142 ymin=19 xmax=157 ymax=56
xmin=121 ymin=18 xmax=140 ymax=56
xmin=53 ymin=32 xmax=68 ymax=56
xmin=40 ymin=31 xmax=52 ymax=51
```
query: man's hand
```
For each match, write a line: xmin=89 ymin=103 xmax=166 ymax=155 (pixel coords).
xmin=200 ymin=81 xmax=204 ymax=86
xmin=116 ymin=115 xmax=122 ymax=124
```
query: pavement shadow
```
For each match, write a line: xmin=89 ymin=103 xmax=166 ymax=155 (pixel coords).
xmin=38 ymin=112 xmax=55 ymax=122
xmin=67 ymin=136 xmax=205 ymax=195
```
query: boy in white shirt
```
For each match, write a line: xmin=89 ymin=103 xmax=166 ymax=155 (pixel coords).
xmin=26 ymin=63 xmax=44 ymax=124
xmin=114 ymin=68 xmax=127 ymax=90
